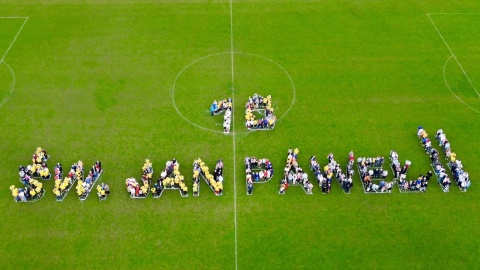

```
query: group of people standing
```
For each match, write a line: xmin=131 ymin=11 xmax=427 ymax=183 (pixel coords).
xmin=435 ymin=129 xmax=471 ymax=191
xmin=279 ymin=148 xmax=313 ymax=194
xmin=193 ymin=159 xmax=224 ymax=196
xmin=210 ymin=98 xmax=232 ymax=134
xmin=245 ymin=157 xmax=273 ymax=195
xmin=245 ymin=94 xmax=276 ymax=130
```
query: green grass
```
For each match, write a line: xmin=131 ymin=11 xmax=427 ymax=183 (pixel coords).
xmin=1 ymin=1 xmax=480 ymax=269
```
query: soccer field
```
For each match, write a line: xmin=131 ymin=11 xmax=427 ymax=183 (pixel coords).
xmin=1 ymin=0 xmax=480 ymax=269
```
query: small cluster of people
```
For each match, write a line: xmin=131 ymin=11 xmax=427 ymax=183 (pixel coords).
xmin=210 ymin=99 xmax=232 ymax=134
xmin=358 ymin=156 xmax=394 ymax=193
xmin=398 ymin=172 xmax=431 ymax=192
xmin=126 ymin=159 xmax=153 ymax=198
xmin=390 ymin=150 xmax=422 ymax=192
xmin=69 ymin=162 xmax=89 ymax=198
xmin=126 ymin=178 xmax=147 ymax=197
xmin=310 ymin=156 xmax=331 ymax=194
xmin=365 ymin=180 xmax=394 ymax=193
xmin=320 ymin=153 xmax=353 ymax=194
xmin=18 ymin=147 xmax=51 ymax=181
xmin=96 ymin=183 xmax=110 ymax=200
xmin=54 ymin=175 xmax=74 ymax=201
xmin=53 ymin=163 xmax=63 ymax=181
xmin=279 ymin=148 xmax=313 ymax=194
xmin=153 ymin=159 xmax=188 ymax=197
xmin=389 ymin=150 xmax=411 ymax=179
xmin=78 ymin=161 xmax=103 ymax=200
xmin=418 ymin=126 xmax=451 ymax=192
xmin=193 ymin=159 xmax=223 ymax=196
xmin=10 ymin=179 xmax=44 ymax=202
xmin=245 ymin=157 xmax=273 ymax=195
xmin=357 ymin=156 xmax=384 ymax=168
xmin=210 ymin=98 xmax=232 ymax=115
xmin=245 ymin=94 xmax=276 ymax=130
xmin=435 ymin=129 xmax=471 ymax=191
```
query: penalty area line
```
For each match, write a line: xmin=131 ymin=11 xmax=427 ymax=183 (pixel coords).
xmin=426 ymin=13 xmax=480 ymax=98
xmin=0 ymin=17 xmax=28 ymax=63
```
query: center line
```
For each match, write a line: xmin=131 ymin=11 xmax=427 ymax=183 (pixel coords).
xmin=229 ymin=1 xmax=238 ymax=270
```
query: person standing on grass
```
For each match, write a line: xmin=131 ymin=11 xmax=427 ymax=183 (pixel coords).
xmin=210 ymin=101 xmax=218 ymax=116
xmin=247 ymin=182 xmax=253 ymax=195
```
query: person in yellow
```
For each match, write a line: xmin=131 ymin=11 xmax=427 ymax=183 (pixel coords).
xmin=76 ymin=169 xmax=82 ymax=181
xmin=35 ymin=186 xmax=42 ymax=194
xmin=60 ymin=183 xmax=67 ymax=192
xmin=450 ymin=152 xmax=456 ymax=163
xmin=40 ymin=168 xmax=47 ymax=177
xmin=30 ymin=188 xmax=36 ymax=198
xmin=76 ymin=181 xmax=83 ymax=195
xmin=98 ymin=188 xmax=106 ymax=199
xmin=217 ymin=183 xmax=223 ymax=194
xmin=193 ymin=183 xmax=198 ymax=195
xmin=141 ymin=185 xmax=148 ymax=196
xmin=54 ymin=188 xmax=61 ymax=201
xmin=174 ymin=176 xmax=180 ymax=188
xmin=181 ymin=185 xmax=188 ymax=196
xmin=10 ymin=185 xmax=18 ymax=200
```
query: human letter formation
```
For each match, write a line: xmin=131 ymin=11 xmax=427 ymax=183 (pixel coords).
xmin=10 ymin=128 xmax=472 ymax=202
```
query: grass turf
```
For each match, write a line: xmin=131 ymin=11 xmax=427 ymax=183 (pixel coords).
xmin=1 ymin=0 xmax=480 ymax=269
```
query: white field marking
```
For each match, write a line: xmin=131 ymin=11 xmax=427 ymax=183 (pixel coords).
xmin=236 ymin=51 xmax=296 ymax=123
xmin=427 ymin=13 xmax=480 ymax=15
xmin=426 ymin=14 xmax=480 ymax=98
xmin=171 ymin=52 xmax=231 ymax=134
xmin=0 ymin=61 xmax=16 ymax=109
xmin=443 ymin=55 xmax=480 ymax=114
xmin=230 ymin=1 xmax=238 ymax=269
xmin=0 ymin=17 xmax=28 ymax=63
xmin=171 ymin=52 xmax=296 ymax=134
xmin=230 ymin=0 xmax=235 ymax=91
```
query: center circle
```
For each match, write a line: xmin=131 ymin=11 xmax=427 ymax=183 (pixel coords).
xmin=0 ymin=61 xmax=15 ymax=109
xmin=171 ymin=52 xmax=296 ymax=134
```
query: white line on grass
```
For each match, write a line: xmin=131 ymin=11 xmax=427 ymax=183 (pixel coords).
xmin=443 ymin=55 xmax=480 ymax=114
xmin=426 ymin=14 xmax=480 ymax=98
xmin=0 ymin=61 xmax=16 ymax=109
xmin=235 ymin=52 xmax=296 ymax=123
xmin=230 ymin=0 xmax=238 ymax=269
xmin=0 ymin=17 xmax=28 ymax=63
xmin=428 ymin=13 xmax=480 ymax=15
xmin=171 ymin=52 xmax=296 ymax=134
